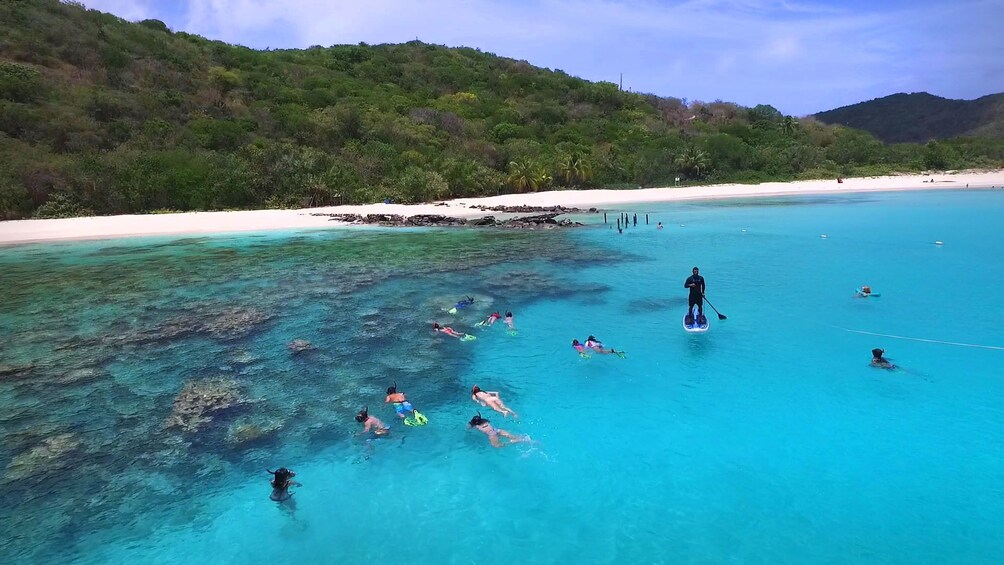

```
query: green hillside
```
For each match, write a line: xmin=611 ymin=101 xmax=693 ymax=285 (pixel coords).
xmin=2 ymin=0 xmax=1003 ymax=219
xmin=814 ymin=92 xmax=1004 ymax=144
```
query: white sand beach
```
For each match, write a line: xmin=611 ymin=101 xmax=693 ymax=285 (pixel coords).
xmin=2 ymin=170 xmax=1003 ymax=245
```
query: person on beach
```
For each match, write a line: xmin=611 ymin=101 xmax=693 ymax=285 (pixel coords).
xmin=871 ymin=348 xmax=895 ymax=369
xmin=478 ymin=311 xmax=501 ymax=326
xmin=267 ymin=468 xmax=301 ymax=502
xmin=433 ymin=322 xmax=466 ymax=339
xmin=355 ymin=406 xmax=390 ymax=436
xmin=504 ymin=311 xmax=515 ymax=330
xmin=471 ymin=385 xmax=517 ymax=418
xmin=685 ymin=267 xmax=706 ymax=322
xmin=572 ymin=339 xmax=590 ymax=357
xmin=385 ymin=381 xmax=427 ymax=424
xmin=584 ymin=335 xmax=626 ymax=357
xmin=468 ymin=412 xmax=531 ymax=448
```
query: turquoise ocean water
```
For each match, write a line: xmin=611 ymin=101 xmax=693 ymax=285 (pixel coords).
xmin=2 ymin=190 xmax=1003 ymax=564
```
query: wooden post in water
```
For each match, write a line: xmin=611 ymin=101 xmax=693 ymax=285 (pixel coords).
xmin=617 ymin=218 xmax=621 ymax=230
xmin=646 ymin=214 xmax=649 ymax=225
xmin=604 ymin=212 xmax=607 ymax=224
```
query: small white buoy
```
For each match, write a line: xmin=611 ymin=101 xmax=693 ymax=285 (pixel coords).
xmin=741 ymin=229 xmax=747 ymax=232
xmin=820 ymin=234 xmax=828 ymax=239
xmin=935 ymin=241 xmax=943 ymax=246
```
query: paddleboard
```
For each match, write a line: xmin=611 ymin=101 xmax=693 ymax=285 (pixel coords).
xmin=686 ymin=313 xmax=710 ymax=331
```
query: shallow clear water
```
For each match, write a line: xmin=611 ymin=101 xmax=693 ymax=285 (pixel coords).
xmin=2 ymin=190 xmax=1003 ymax=564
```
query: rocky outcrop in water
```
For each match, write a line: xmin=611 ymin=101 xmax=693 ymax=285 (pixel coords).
xmin=165 ymin=378 xmax=246 ymax=433
xmin=287 ymin=339 xmax=314 ymax=353
xmin=0 ymin=362 xmax=35 ymax=381
xmin=4 ymin=433 xmax=81 ymax=482
xmin=313 ymin=212 xmax=583 ymax=229
xmin=202 ymin=307 xmax=271 ymax=339
xmin=468 ymin=204 xmax=595 ymax=213
xmin=226 ymin=418 xmax=283 ymax=445
xmin=104 ymin=306 xmax=272 ymax=346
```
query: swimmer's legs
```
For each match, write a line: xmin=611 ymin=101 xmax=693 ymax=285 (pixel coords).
xmin=497 ymin=430 xmax=532 ymax=444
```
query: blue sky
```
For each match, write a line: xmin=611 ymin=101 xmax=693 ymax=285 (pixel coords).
xmin=83 ymin=0 xmax=1004 ymax=116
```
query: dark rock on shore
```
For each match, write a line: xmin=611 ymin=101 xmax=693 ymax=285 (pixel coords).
xmin=468 ymin=204 xmax=594 ymax=213
xmin=312 ymin=212 xmax=583 ymax=229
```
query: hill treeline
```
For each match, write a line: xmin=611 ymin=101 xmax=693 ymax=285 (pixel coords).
xmin=2 ymin=0 xmax=1004 ymax=220
xmin=814 ymin=92 xmax=1004 ymax=144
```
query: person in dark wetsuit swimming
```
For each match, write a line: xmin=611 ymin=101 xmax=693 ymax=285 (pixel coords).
xmin=684 ymin=266 xmax=706 ymax=324
xmin=871 ymin=348 xmax=895 ymax=370
xmin=267 ymin=467 xmax=301 ymax=502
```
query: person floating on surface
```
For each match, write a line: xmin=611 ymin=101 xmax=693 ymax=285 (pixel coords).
xmin=448 ymin=296 xmax=475 ymax=314
xmin=871 ymin=348 xmax=895 ymax=369
xmin=684 ymin=267 xmax=706 ymax=323
xmin=267 ymin=467 xmax=301 ymax=502
xmin=657 ymin=222 xmax=663 ymax=229
xmin=355 ymin=406 xmax=390 ymax=436
xmin=471 ymin=385 xmax=518 ymax=418
xmin=477 ymin=311 xmax=501 ymax=327
xmin=433 ymin=322 xmax=466 ymax=339
xmin=385 ymin=381 xmax=427 ymax=425
xmin=572 ymin=339 xmax=590 ymax=358
xmin=468 ymin=412 xmax=531 ymax=448
xmin=503 ymin=311 xmax=515 ymax=330
xmin=584 ymin=335 xmax=626 ymax=357
xmin=856 ymin=285 xmax=874 ymax=298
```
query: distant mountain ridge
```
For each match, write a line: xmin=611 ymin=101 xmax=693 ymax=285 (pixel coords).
xmin=814 ymin=92 xmax=1004 ymax=143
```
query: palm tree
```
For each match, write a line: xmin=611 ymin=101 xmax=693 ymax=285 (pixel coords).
xmin=675 ymin=146 xmax=710 ymax=179
xmin=506 ymin=160 xmax=537 ymax=193
xmin=558 ymin=153 xmax=594 ymax=187
xmin=781 ymin=116 xmax=799 ymax=137
xmin=533 ymin=165 xmax=553 ymax=192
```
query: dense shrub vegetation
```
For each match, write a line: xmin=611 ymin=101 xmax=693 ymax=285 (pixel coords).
xmin=2 ymin=0 xmax=1003 ymax=219
xmin=814 ymin=92 xmax=1004 ymax=144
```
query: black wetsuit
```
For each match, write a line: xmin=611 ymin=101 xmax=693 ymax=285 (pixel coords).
xmin=685 ymin=274 xmax=705 ymax=316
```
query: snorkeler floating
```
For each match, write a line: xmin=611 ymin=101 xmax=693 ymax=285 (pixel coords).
xmin=584 ymin=335 xmax=626 ymax=358
xmin=471 ymin=385 xmax=518 ymax=418
xmin=871 ymin=348 xmax=895 ymax=369
xmin=856 ymin=285 xmax=881 ymax=298
xmin=468 ymin=411 xmax=531 ymax=448
xmin=448 ymin=296 xmax=475 ymax=314
xmin=267 ymin=467 xmax=301 ymax=502
xmin=355 ymin=406 xmax=390 ymax=436
xmin=433 ymin=322 xmax=475 ymax=341
xmin=475 ymin=311 xmax=501 ymax=327
xmin=571 ymin=339 xmax=590 ymax=358
xmin=385 ymin=381 xmax=428 ymax=426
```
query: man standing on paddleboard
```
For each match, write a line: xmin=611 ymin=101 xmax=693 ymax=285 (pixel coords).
xmin=685 ymin=266 xmax=706 ymax=322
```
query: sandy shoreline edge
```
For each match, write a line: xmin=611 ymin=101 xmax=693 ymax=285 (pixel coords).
xmin=2 ymin=171 xmax=1003 ymax=245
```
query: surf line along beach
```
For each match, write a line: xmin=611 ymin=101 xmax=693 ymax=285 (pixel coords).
xmin=2 ymin=170 xmax=1003 ymax=245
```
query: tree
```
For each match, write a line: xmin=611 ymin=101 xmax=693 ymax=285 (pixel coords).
xmin=506 ymin=160 xmax=537 ymax=193
xmin=558 ymin=153 xmax=593 ymax=186
xmin=208 ymin=66 xmax=240 ymax=106
xmin=675 ymin=146 xmax=710 ymax=179
xmin=781 ymin=116 xmax=799 ymax=137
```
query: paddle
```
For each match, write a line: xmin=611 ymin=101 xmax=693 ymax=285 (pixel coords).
xmin=702 ymin=294 xmax=727 ymax=320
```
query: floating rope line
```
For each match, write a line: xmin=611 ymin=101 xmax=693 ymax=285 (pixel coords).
xmin=829 ymin=324 xmax=1004 ymax=351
